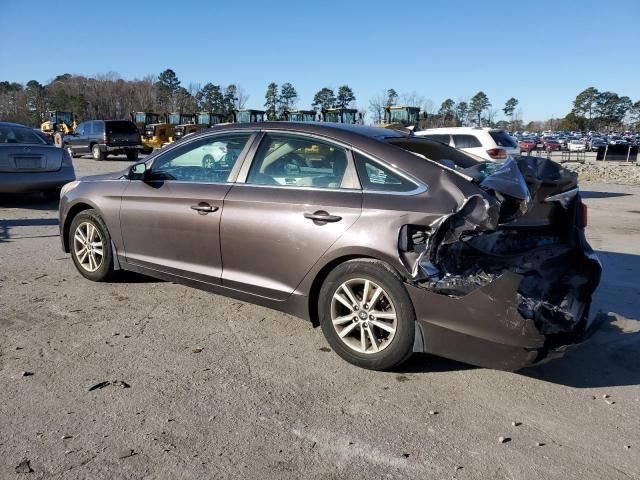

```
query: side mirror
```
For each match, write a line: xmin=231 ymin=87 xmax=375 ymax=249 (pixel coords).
xmin=129 ymin=163 xmax=147 ymax=180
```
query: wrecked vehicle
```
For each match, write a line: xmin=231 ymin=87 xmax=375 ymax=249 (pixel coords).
xmin=58 ymin=122 xmax=601 ymax=371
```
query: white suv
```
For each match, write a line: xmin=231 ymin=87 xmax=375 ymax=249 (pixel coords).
xmin=415 ymin=127 xmax=520 ymax=161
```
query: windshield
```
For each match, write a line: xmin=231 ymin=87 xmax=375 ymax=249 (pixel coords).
xmin=168 ymin=114 xmax=180 ymax=124
xmin=51 ymin=111 xmax=72 ymax=125
xmin=0 ymin=125 xmax=48 ymax=145
xmin=235 ymin=111 xmax=250 ymax=123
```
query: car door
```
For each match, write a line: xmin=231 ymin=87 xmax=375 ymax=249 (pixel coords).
xmin=220 ymin=132 xmax=362 ymax=300
xmin=69 ymin=122 xmax=85 ymax=153
xmin=119 ymin=131 xmax=255 ymax=284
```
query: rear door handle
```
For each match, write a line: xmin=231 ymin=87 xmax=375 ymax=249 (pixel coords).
xmin=304 ymin=211 xmax=342 ymax=223
xmin=190 ymin=203 xmax=219 ymax=215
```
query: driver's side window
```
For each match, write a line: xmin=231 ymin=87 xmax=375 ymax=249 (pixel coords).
xmin=148 ymin=133 xmax=253 ymax=183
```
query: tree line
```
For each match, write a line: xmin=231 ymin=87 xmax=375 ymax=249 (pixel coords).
xmin=1 ymin=68 xmax=638 ymax=131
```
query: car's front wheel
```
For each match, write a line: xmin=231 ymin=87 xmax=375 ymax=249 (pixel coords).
xmin=69 ymin=209 xmax=114 ymax=282
xmin=318 ymin=259 xmax=415 ymax=370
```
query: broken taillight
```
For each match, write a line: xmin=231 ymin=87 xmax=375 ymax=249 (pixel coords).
xmin=487 ymin=148 xmax=507 ymax=160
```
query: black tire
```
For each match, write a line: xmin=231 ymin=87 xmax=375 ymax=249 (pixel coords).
xmin=69 ymin=209 xmax=115 ymax=282
xmin=126 ymin=149 xmax=139 ymax=162
xmin=92 ymin=144 xmax=106 ymax=161
xmin=318 ymin=259 xmax=415 ymax=370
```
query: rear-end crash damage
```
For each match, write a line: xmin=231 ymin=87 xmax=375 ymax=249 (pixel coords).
xmin=400 ymin=157 xmax=602 ymax=370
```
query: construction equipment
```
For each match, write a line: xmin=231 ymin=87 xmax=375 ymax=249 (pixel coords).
xmin=142 ymin=122 xmax=174 ymax=150
xmin=40 ymin=111 xmax=77 ymax=146
xmin=131 ymin=112 xmax=163 ymax=153
xmin=283 ymin=109 xmax=317 ymax=122
xmin=381 ymin=105 xmax=421 ymax=129
xmin=234 ymin=109 xmax=265 ymax=123
xmin=130 ymin=112 xmax=163 ymax=132
xmin=173 ymin=112 xmax=224 ymax=142
xmin=321 ymin=108 xmax=362 ymax=124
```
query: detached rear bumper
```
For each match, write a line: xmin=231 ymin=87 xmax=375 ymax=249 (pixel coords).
xmin=408 ymin=246 xmax=602 ymax=371
xmin=0 ymin=166 xmax=76 ymax=194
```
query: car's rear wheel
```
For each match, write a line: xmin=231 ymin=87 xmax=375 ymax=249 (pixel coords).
xmin=318 ymin=260 xmax=415 ymax=370
xmin=69 ymin=209 xmax=114 ymax=282
xmin=92 ymin=144 xmax=106 ymax=161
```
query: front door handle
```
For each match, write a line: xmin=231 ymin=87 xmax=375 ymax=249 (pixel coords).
xmin=190 ymin=202 xmax=219 ymax=215
xmin=304 ymin=211 xmax=342 ymax=223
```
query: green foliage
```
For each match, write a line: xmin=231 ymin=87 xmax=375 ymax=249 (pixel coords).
xmin=312 ymin=87 xmax=336 ymax=110
xmin=264 ymin=82 xmax=279 ymax=120
xmin=279 ymin=83 xmax=298 ymax=112
xmin=503 ymin=97 xmax=518 ymax=117
xmin=470 ymin=91 xmax=491 ymax=125
xmin=385 ymin=89 xmax=398 ymax=107
xmin=196 ymin=83 xmax=224 ymax=112
xmin=336 ymin=85 xmax=355 ymax=108
xmin=455 ymin=101 xmax=469 ymax=126
xmin=155 ymin=69 xmax=181 ymax=110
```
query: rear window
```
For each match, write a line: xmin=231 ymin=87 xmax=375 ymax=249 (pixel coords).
xmin=452 ymin=134 xmax=482 ymax=149
xmin=489 ymin=130 xmax=518 ymax=148
xmin=0 ymin=125 xmax=47 ymax=145
xmin=353 ymin=152 xmax=417 ymax=193
xmin=105 ymin=121 xmax=138 ymax=134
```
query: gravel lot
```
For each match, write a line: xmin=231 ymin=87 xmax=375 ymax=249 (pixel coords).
xmin=1 ymin=155 xmax=639 ymax=479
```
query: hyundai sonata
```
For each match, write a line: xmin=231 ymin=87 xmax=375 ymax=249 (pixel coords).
xmin=59 ymin=123 xmax=601 ymax=371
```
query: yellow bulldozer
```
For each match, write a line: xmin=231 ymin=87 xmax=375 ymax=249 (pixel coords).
xmin=41 ymin=111 xmax=77 ymax=146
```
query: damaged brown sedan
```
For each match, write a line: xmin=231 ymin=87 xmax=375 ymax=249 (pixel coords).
xmin=58 ymin=123 xmax=601 ymax=371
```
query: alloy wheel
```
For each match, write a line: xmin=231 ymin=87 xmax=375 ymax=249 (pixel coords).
xmin=73 ymin=221 xmax=104 ymax=272
xmin=330 ymin=278 xmax=397 ymax=354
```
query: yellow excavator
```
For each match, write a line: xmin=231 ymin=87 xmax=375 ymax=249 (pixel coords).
xmin=41 ymin=111 xmax=77 ymax=146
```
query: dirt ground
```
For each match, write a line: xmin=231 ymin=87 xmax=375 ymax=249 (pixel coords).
xmin=1 ymin=155 xmax=639 ymax=479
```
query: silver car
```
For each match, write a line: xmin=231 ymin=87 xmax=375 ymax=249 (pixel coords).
xmin=0 ymin=122 xmax=76 ymax=199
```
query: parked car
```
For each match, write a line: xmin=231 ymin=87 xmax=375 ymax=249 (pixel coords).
xmin=0 ymin=121 xmax=75 ymax=198
xmin=544 ymin=139 xmax=562 ymax=152
xmin=59 ymin=122 xmax=601 ymax=372
xmin=588 ymin=138 xmax=607 ymax=151
xmin=415 ymin=127 xmax=520 ymax=161
xmin=62 ymin=120 xmax=142 ymax=161
xmin=567 ymin=140 xmax=586 ymax=152
xmin=519 ymin=138 xmax=537 ymax=153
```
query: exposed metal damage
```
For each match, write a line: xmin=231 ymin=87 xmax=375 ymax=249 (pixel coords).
xmin=399 ymin=156 xmax=602 ymax=369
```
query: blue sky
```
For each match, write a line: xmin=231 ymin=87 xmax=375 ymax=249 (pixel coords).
xmin=2 ymin=0 xmax=638 ymax=121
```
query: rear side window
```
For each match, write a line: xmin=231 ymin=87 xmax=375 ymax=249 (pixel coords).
xmin=421 ymin=134 xmax=450 ymax=144
xmin=90 ymin=122 xmax=102 ymax=135
xmin=106 ymin=121 xmax=138 ymax=134
xmin=489 ymin=130 xmax=518 ymax=148
xmin=353 ymin=152 xmax=417 ymax=193
xmin=452 ymin=134 xmax=482 ymax=148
